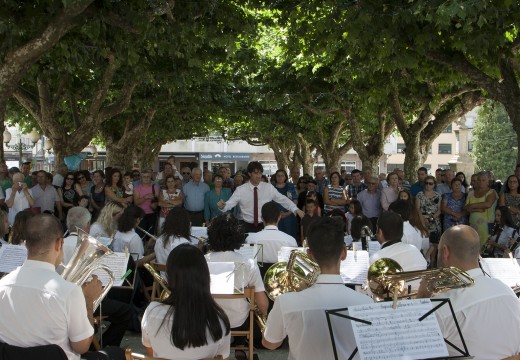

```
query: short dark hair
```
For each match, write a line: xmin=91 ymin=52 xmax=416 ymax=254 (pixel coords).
xmin=25 ymin=215 xmax=63 ymax=256
xmin=351 ymin=169 xmax=361 ymax=175
xmin=305 ymin=198 xmax=317 ymax=206
xmin=417 ymin=167 xmax=428 ymax=174
xmin=117 ymin=205 xmax=144 ymax=232
xmin=246 ymin=161 xmax=263 ymax=175
xmin=377 ymin=211 xmax=403 ymax=242
xmin=261 ymin=201 xmax=280 ymax=224
xmin=307 ymin=217 xmax=344 ymax=267
xmin=388 ymin=199 xmax=411 ymax=221
xmin=207 ymin=214 xmax=246 ymax=251
xmin=161 ymin=207 xmax=191 ymax=247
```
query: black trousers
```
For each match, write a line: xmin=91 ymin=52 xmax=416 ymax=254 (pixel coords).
xmin=94 ymin=297 xmax=132 ymax=348
xmin=187 ymin=210 xmax=205 ymax=226
xmin=137 ymin=213 xmax=157 ymax=238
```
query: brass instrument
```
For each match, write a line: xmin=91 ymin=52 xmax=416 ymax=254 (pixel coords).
xmin=61 ymin=229 xmax=115 ymax=311
xmin=367 ymin=258 xmax=475 ymax=309
xmin=263 ymin=250 xmax=320 ymax=301
xmin=360 ymin=225 xmax=373 ymax=250
xmin=143 ymin=263 xmax=170 ymax=301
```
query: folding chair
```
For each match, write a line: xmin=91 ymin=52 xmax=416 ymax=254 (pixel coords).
xmin=212 ymin=287 xmax=256 ymax=360
xmin=125 ymin=348 xmax=224 ymax=360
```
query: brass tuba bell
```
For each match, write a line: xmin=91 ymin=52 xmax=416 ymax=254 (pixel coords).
xmin=263 ymin=250 xmax=320 ymax=301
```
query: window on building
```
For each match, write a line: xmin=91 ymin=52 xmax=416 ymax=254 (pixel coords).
xmin=443 ymin=124 xmax=453 ymax=133
xmin=387 ymin=164 xmax=404 ymax=172
xmin=397 ymin=143 xmax=406 ymax=153
xmin=438 ymin=144 xmax=452 ymax=154
xmin=341 ymin=162 xmax=357 ymax=173
xmin=468 ymin=141 xmax=473 ymax=152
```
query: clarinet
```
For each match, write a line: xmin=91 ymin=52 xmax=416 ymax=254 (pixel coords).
xmin=481 ymin=223 xmax=501 ymax=257
xmin=508 ymin=227 xmax=520 ymax=252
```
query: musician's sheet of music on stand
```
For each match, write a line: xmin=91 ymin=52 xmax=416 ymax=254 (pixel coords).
xmin=479 ymin=256 xmax=520 ymax=288
xmin=326 ymin=298 xmax=471 ymax=360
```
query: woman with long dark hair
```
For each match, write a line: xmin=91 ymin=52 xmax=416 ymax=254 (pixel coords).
xmin=112 ymin=204 xmax=145 ymax=261
xmin=142 ymin=244 xmax=231 ymax=359
xmin=155 ymin=207 xmax=199 ymax=265
xmin=483 ymin=206 xmax=516 ymax=258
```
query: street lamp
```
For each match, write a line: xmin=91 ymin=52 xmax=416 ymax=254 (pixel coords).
xmin=3 ymin=127 xmax=41 ymax=166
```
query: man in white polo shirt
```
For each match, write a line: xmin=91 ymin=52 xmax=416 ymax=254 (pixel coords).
xmin=262 ymin=217 xmax=373 ymax=359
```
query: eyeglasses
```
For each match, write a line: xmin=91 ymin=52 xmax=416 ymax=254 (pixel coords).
xmin=182 ymin=172 xmax=191 ymax=175
xmin=425 ymin=182 xmax=435 ymax=185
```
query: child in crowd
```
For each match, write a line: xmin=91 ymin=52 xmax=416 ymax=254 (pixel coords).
xmin=345 ymin=199 xmax=362 ymax=234
xmin=300 ymin=199 xmax=319 ymax=244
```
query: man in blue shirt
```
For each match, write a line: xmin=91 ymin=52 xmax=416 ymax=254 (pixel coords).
xmin=410 ymin=166 xmax=428 ymax=197
xmin=183 ymin=168 xmax=210 ymax=226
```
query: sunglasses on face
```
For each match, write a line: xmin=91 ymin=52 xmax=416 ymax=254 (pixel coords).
xmin=182 ymin=172 xmax=191 ymax=175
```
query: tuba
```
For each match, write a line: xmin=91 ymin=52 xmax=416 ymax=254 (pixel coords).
xmin=263 ymin=250 xmax=320 ymax=301
xmin=367 ymin=258 xmax=475 ymax=308
xmin=61 ymin=229 xmax=115 ymax=311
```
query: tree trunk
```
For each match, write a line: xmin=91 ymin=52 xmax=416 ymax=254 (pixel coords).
xmin=294 ymin=133 xmax=315 ymax=175
xmin=314 ymin=121 xmax=351 ymax=172
xmin=0 ymin=101 xmax=5 ymax=162
xmin=269 ymin=141 xmax=292 ymax=171
xmin=105 ymin=141 xmax=134 ymax=171
xmin=402 ymin=136 xmax=426 ymax=183
xmin=136 ymin=143 xmax=162 ymax=169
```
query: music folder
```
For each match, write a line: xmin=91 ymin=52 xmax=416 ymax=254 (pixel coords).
xmin=325 ymin=299 xmax=472 ymax=360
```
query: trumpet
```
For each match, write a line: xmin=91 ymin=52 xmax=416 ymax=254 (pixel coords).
xmin=263 ymin=250 xmax=320 ymax=301
xmin=143 ymin=263 xmax=170 ymax=301
xmin=61 ymin=229 xmax=115 ymax=311
xmin=367 ymin=258 xmax=475 ymax=309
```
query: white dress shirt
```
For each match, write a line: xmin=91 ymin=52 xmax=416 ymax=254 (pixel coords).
xmin=263 ymin=274 xmax=373 ymax=360
xmin=112 ymin=229 xmax=144 ymax=261
xmin=0 ymin=260 xmax=93 ymax=360
xmin=221 ymin=182 xmax=298 ymax=224
xmin=154 ymin=235 xmax=198 ymax=265
xmin=205 ymin=251 xmax=265 ymax=327
xmin=142 ymin=302 xmax=230 ymax=359
xmin=402 ymin=221 xmax=423 ymax=252
xmin=5 ymin=188 xmax=31 ymax=225
xmin=246 ymin=225 xmax=297 ymax=263
xmin=433 ymin=268 xmax=520 ymax=359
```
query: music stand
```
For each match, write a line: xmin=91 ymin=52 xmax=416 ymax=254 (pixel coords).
xmin=325 ymin=299 xmax=471 ymax=360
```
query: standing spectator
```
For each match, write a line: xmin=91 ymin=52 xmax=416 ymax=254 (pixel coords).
xmin=5 ymin=172 xmax=33 ymax=225
xmin=0 ymin=162 xmax=12 ymax=196
xmin=465 ymin=172 xmax=498 ymax=245
xmin=74 ymin=170 xmax=93 ymax=198
xmin=300 ymin=198 xmax=319 ymax=243
xmin=21 ymin=162 xmax=32 ymax=187
xmin=133 ymin=169 xmax=160 ymax=236
xmin=31 ymin=170 xmax=62 ymax=219
xmin=499 ymin=174 xmax=520 ymax=225
xmin=180 ymin=167 xmax=191 ymax=186
xmin=105 ymin=168 xmax=131 ymax=208
xmin=323 ymin=172 xmax=348 ymax=216
xmin=157 ymin=163 xmax=174 ymax=189
xmin=416 ymin=176 xmax=442 ymax=266
xmin=377 ymin=173 xmax=388 ymax=190
xmin=204 ymin=174 xmax=231 ymax=225
xmin=435 ymin=168 xmax=444 ymax=185
xmin=183 ymin=168 xmax=210 ymax=226
xmin=357 ymin=176 xmax=382 ymax=228
xmin=346 ymin=169 xmax=367 ymax=200
xmin=233 ymin=173 xmax=244 ymax=189
xmin=219 ymin=166 xmax=233 ymax=190
xmin=381 ymin=172 xmax=400 ymax=211
xmin=410 ymin=166 xmax=428 ymax=197
xmin=89 ymin=170 xmax=106 ymax=219
xmin=456 ymin=171 xmax=470 ymax=192
xmin=395 ymin=168 xmax=411 ymax=191
xmin=345 ymin=199 xmax=363 ymax=234
xmin=441 ymin=178 xmax=468 ymax=230
xmin=272 ymin=169 xmax=298 ymax=238
xmin=203 ymin=169 xmax=213 ymax=188
xmin=289 ymin=166 xmax=300 ymax=184
xmin=57 ymin=172 xmax=78 ymax=220
xmin=158 ymin=174 xmax=183 ymax=231
xmin=51 ymin=163 xmax=68 ymax=188
xmin=314 ymin=166 xmax=329 ymax=196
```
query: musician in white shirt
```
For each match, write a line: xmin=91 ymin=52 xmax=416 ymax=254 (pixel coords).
xmin=218 ymin=161 xmax=304 ymax=233
xmin=246 ymin=201 xmax=297 ymax=264
xmin=417 ymin=225 xmax=520 ymax=359
xmin=263 ymin=217 xmax=373 ymax=360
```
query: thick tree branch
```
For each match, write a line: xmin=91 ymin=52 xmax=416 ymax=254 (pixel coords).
xmin=12 ymin=87 xmax=41 ymax=121
xmin=88 ymin=53 xmax=119 ymax=118
xmin=98 ymin=80 xmax=139 ymax=121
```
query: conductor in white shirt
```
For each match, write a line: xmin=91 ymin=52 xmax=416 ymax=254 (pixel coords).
xmin=218 ymin=162 xmax=304 ymax=233
xmin=246 ymin=201 xmax=298 ymax=273
xmin=417 ymin=225 xmax=520 ymax=360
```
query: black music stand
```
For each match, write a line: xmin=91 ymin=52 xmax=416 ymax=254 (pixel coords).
xmin=325 ymin=299 xmax=471 ymax=360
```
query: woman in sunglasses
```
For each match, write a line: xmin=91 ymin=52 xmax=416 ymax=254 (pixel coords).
xmin=74 ymin=170 xmax=93 ymax=197
xmin=58 ymin=172 xmax=79 ymax=220
xmin=415 ymin=175 xmax=441 ymax=267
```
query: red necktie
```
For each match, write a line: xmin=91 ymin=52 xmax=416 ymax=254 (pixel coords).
xmin=254 ymin=186 xmax=258 ymax=226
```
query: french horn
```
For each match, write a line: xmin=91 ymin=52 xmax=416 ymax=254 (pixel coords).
xmin=367 ymin=258 xmax=475 ymax=308
xmin=61 ymin=229 xmax=115 ymax=311
xmin=263 ymin=250 xmax=320 ymax=301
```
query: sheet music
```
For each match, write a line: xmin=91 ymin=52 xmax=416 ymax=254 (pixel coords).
xmin=480 ymin=258 xmax=520 ymax=287
xmin=237 ymin=243 xmax=263 ymax=263
xmin=92 ymin=252 xmax=130 ymax=286
xmin=208 ymin=262 xmax=235 ymax=294
xmin=277 ymin=246 xmax=304 ymax=262
xmin=340 ymin=250 xmax=369 ymax=285
xmin=0 ymin=244 xmax=27 ymax=273
xmin=191 ymin=226 xmax=208 ymax=239
xmin=348 ymin=299 xmax=448 ymax=360
xmin=367 ymin=241 xmax=381 ymax=257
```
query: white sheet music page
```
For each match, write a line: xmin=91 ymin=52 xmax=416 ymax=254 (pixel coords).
xmin=348 ymin=299 xmax=448 ymax=360
xmin=277 ymin=246 xmax=304 ymax=262
xmin=92 ymin=252 xmax=130 ymax=286
xmin=237 ymin=243 xmax=257 ymax=261
xmin=480 ymin=258 xmax=520 ymax=287
xmin=191 ymin=226 xmax=208 ymax=239
xmin=0 ymin=244 xmax=27 ymax=273
xmin=367 ymin=241 xmax=381 ymax=257
xmin=340 ymin=250 xmax=369 ymax=285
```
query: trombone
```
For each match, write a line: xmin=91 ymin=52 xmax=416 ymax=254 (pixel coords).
xmin=137 ymin=226 xmax=158 ymax=241
xmin=367 ymin=258 xmax=475 ymax=309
